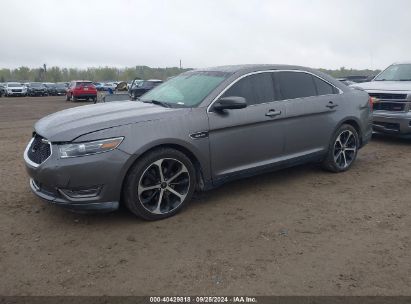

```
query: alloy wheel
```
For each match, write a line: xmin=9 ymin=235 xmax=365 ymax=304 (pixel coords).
xmin=138 ymin=158 xmax=190 ymax=215
xmin=333 ymin=130 xmax=357 ymax=169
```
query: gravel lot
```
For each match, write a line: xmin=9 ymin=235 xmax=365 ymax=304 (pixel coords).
xmin=0 ymin=96 xmax=410 ymax=296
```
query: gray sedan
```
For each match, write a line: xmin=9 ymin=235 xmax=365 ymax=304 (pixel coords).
xmin=24 ymin=64 xmax=372 ymax=220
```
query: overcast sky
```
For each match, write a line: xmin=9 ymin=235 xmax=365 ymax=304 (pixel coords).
xmin=1 ymin=0 xmax=410 ymax=70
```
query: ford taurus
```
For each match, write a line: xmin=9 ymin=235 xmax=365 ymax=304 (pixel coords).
xmin=24 ymin=65 xmax=372 ymax=220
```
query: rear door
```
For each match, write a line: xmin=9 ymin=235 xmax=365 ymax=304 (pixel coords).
xmin=275 ymin=71 xmax=341 ymax=156
xmin=208 ymin=72 xmax=287 ymax=181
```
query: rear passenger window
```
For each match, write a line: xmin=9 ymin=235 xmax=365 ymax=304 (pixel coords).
xmin=222 ymin=73 xmax=275 ymax=105
xmin=313 ymin=76 xmax=337 ymax=95
xmin=277 ymin=72 xmax=317 ymax=99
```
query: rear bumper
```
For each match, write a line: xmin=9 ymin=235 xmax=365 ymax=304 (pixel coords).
xmin=73 ymin=94 xmax=97 ymax=99
xmin=373 ymin=111 xmax=411 ymax=135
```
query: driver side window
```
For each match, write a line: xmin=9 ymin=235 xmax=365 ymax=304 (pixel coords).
xmin=222 ymin=72 xmax=276 ymax=106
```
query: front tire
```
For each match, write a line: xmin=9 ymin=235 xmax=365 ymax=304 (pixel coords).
xmin=123 ymin=148 xmax=196 ymax=220
xmin=322 ymin=124 xmax=359 ymax=173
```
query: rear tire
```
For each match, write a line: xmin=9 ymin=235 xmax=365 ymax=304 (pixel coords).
xmin=123 ymin=148 xmax=196 ymax=220
xmin=322 ymin=124 xmax=359 ymax=173
xmin=71 ymin=94 xmax=77 ymax=102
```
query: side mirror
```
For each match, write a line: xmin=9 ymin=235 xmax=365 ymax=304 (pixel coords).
xmin=213 ymin=96 xmax=247 ymax=111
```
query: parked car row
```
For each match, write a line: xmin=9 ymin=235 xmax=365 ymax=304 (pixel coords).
xmin=0 ymin=82 xmax=69 ymax=97
xmin=0 ymin=79 xmax=162 ymax=99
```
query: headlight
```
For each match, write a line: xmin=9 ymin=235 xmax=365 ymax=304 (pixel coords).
xmin=59 ymin=137 xmax=124 ymax=158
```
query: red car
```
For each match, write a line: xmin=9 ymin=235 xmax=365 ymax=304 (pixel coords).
xmin=66 ymin=81 xmax=97 ymax=102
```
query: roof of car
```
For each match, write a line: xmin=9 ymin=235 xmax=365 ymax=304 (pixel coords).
xmin=196 ymin=64 xmax=310 ymax=74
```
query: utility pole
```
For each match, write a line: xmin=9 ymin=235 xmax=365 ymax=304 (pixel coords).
xmin=43 ymin=63 xmax=47 ymax=81
xmin=179 ymin=59 xmax=182 ymax=69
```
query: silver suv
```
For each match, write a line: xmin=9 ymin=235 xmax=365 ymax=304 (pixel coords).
xmin=24 ymin=65 xmax=372 ymax=220
xmin=352 ymin=62 xmax=411 ymax=136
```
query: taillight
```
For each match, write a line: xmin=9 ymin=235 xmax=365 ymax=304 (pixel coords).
xmin=368 ymin=96 xmax=373 ymax=111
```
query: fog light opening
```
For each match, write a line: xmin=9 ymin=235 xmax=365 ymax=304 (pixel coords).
xmin=59 ymin=186 xmax=102 ymax=199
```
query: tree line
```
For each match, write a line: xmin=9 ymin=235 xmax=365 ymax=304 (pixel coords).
xmin=0 ymin=65 xmax=381 ymax=83
xmin=0 ymin=66 xmax=191 ymax=83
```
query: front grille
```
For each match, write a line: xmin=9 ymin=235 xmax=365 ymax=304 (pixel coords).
xmin=12 ymin=89 xmax=22 ymax=92
xmin=373 ymin=102 xmax=405 ymax=111
xmin=369 ymin=93 xmax=407 ymax=100
xmin=27 ymin=134 xmax=51 ymax=165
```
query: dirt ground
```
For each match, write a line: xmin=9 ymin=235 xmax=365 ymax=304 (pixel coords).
xmin=0 ymin=96 xmax=410 ymax=296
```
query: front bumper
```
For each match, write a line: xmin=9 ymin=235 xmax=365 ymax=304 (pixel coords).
xmin=8 ymin=91 xmax=26 ymax=96
xmin=373 ymin=111 xmax=411 ymax=136
xmin=29 ymin=91 xmax=46 ymax=96
xmin=29 ymin=179 xmax=118 ymax=212
xmin=24 ymin=141 xmax=131 ymax=213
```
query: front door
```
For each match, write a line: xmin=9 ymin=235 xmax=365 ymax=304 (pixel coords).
xmin=208 ymin=72 xmax=286 ymax=182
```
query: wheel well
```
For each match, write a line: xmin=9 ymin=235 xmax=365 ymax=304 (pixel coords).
xmin=122 ymin=144 xmax=205 ymax=196
xmin=342 ymin=119 xmax=362 ymax=144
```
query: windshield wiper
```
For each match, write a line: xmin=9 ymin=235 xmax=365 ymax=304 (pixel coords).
xmin=399 ymin=79 xmax=411 ymax=81
xmin=142 ymin=99 xmax=172 ymax=108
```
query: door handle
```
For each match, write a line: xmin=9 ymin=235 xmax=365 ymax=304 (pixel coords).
xmin=265 ymin=109 xmax=282 ymax=117
xmin=326 ymin=101 xmax=338 ymax=109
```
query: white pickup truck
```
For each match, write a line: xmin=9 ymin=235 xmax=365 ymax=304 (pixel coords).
xmin=352 ymin=62 xmax=411 ymax=136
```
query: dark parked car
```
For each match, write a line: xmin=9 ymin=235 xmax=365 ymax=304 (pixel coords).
xmin=66 ymin=80 xmax=97 ymax=102
xmin=43 ymin=83 xmax=57 ymax=96
xmin=342 ymin=75 xmax=373 ymax=83
xmin=129 ymin=79 xmax=162 ymax=100
xmin=28 ymin=82 xmax=47 ymax=96
xmin=54 ymin=83 xmax=68 ymax=96
xmin=0 ymin=83 xmax=5 ymax=97
xmin=337 ymin=78 xmax=355 ymax=86
xmin=24 ymin=64 xmax=372 ymax=220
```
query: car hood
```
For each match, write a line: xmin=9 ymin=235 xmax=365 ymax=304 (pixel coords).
xmin=35 ymin=101 xmax=189 ymax=142
xmin=351 ymin=81 xmax=411 ymax=91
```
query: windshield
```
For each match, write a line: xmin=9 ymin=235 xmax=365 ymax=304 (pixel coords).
xmin=30 ymin=83 xmax=43 ymax=87
xmin=140 ymin=71 xmax=230 ymax=107
xmin=76 ymin=82 xmax=93 ymax=87
xmin=374 ymin=64 xmax=411 ymax=81
xmin=7 ymin=83 xmax=21 ymax=87
xmin=132 ymin=80 xmax=143 ymax=88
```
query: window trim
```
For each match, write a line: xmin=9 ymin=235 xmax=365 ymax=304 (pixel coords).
xmin=207 ymin=69 xmax=343 ymax=113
